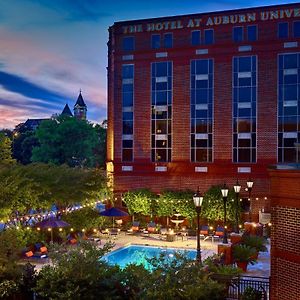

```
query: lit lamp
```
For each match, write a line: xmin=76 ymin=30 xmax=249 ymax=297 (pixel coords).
xmin=221 ymin=184 xmax=229 ymax=244
xmin=247 ymin=179 xmax=254 ymax=222
xmin=193 ymin=187 xmax=203 ymax=263
xmin=233 ymin=180 xmax=241 ymax=233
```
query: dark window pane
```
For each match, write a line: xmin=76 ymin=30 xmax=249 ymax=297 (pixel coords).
xmin=196 ymin=149 xmax=208 ymax=162
xmin=156 ymin=140 xmax=167 ymax=148
xmin=192 ymin=30 xmax=201 ymax=45
xmin=123 ymin=93 xmax=133 ymax=106
xmin=122 ymin=84 xmax=133 ymax=93
xmin=238 ymin=87 xmax=252 ymax=102
xmin=247 ymin=25 xmax=257 ymax=41
xmin=278 ymin=22 xmax=288 ymax=38
xmin=196 ymin=60 xmax=208 ymax=74
xmin=233 ymin=26 xmax=243 ymax=42
xmin=238 ymin=119 xmax=251 ymax=132
xmin=196 ymin=119 xmax=208 ymax=133
xmin=123 ymin=121 xmax=133 ymax=134
xmin=164 ymin=33 xmax=173 ymax=48
xmin=293 ymin=21 xmax=300 ymax=37
xmin=122 ymin=37 xmax=135 ymax=51
xmin=152 ymin=34 xmax=160 ymax=49
xmin=156 ymin=120 xmax=168 ymax=134
xmin=284 ymin=85 xmax=297 ymax=100
xmin=284 ymin=148 xmax=296 ymax=162
xmin=196 ymin=139 xmax=207 ymax=147
xmin=122 ymin=112 xmax=133 ymax=120
xmin=196 ymin=79 xmax=208 ymax=89
xmin=196 ymin=89 xmax=208 ymax=103
xmin=156 ymin=149 xmax=167 ymax=162
xmin=123 ymin=140 xmax=133 ymax=148
xmin=204 ymin=29 xmax=214 ymax=45
xmin=238 ymin=148 xmax=251 ymax=162
xmin=122 ymin=65 xmax=134 ymax=78
xmin=156 ymin=62 xmax=168 ymax=76
xmin=284 ymin=54 xmax=297 ymax=69
xmin=122 ymin=149 xmax=133 ymax=161
xmin=238 ymin=139 xmax=251 ymax=147
xmin=238 ymin=57 xmax=252 ymax=72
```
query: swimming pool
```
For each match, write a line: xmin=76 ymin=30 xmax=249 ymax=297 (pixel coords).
xmin=103 ymin=244 xmax=196 ymax=269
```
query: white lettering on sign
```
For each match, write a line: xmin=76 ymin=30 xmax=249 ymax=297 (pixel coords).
xmin=121 ymin=7 xmax=300 ymax=34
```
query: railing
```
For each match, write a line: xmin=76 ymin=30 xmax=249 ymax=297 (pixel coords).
xmin=227 ymin=275 xmax=270 ymax=300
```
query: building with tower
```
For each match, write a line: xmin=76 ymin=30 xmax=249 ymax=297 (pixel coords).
xmin=74 ymin=91 xmax=87 ymax=120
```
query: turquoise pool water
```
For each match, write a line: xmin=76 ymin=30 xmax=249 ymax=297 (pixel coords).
xmin=103 ymin=245 xmax=196 ymax=269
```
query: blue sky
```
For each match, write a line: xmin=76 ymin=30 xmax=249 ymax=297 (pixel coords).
xmin=0 ymin=0 xmax=299 ymax=128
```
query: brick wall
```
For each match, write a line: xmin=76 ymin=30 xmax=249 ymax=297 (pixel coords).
xmin=269 ymin=168 xmax=300 ymax=300
xmin=107 ymin=3 xmax=300 ymax=221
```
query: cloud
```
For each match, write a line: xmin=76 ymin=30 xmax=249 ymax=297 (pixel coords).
xmin=0 ymin=71 xmax=67 ymax=103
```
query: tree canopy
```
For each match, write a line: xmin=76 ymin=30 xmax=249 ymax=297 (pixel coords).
xmin=30 ymin=116 xmax=106 ymax=168
xmin=0 ymin=163 xmax=107 ymax=219
xmin=0 ymin=133 xmax=15 ymax=165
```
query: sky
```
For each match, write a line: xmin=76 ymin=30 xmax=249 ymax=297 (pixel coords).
xmin=0 ymin=0 xmax=299 ymax=129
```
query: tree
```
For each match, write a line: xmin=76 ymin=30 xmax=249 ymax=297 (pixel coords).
xmin=12 ymin=130 xmax=39 ymax=165
xmin=123 ymin=189 xmax=157 ymax=217
xmin=0 ymin=132 xmax=15 ymax=165
xmin=31 ymin=116 xmax=104 ymax=168
xmin=201 ymin=186 xmax=236 ymax=223
xmin=0 ymin=163 xmax=107 ymax=219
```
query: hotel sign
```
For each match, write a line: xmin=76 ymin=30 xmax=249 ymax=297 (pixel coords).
xmin=122 ymin=8 xmax=300 ymax=34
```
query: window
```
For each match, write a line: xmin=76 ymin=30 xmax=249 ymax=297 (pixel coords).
xmin=233 ymin=27 xmax=243 ymax=42
xmin=164 ymin=33 xmax=173 ymax=48
xmin=151 ymin=62 xmax=172 ymax=162
xmin=191 ymin=59 xmax=213 ymax=162
xmin=278 ymin=53 xmax=300 ymax=163
xmin=293 ymin=21 xmax=300 ymax=38
xmin=278 ymin=22 xmax=289 ymax=38
xmin=233 ymin=56 xmax=257 ymax=163
xmin=191 ymin=30 xmax=201 ymax=45
xmin=152 ymin=34 xmax=160 ymax=49
xmin=122 ymin=37 xmax=135 ymax=51
xmin=247 ymin=25 xmax=257 ymax=41
xmin=204 ymin=29 xmax=214 ymax=45
xmin=122 ymin=64 xmax=134 ymax=162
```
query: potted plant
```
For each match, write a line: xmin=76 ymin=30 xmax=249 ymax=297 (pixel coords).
xmin=242 ymin=235 xmax=268 ymax=259
xmin=241 ymin=286 xmax=264 ymax=300
xmin=232 ymin=245 xmax=257 ymax=272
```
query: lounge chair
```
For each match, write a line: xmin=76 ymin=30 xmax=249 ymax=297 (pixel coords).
xmin=213 ymin=226 xmax=225 ymax=241
xmin=126 ymin=221 xmax=140 ymax=234
xmin=200 ymin=225 xmax=209 ymax=239
xmin=143 ymin=222 xmax=157 ymax=236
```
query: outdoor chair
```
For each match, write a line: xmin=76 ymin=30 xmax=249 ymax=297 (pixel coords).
xmin=143 ymin=222 xmax=157 ymax=236
xmin=126 ymin=221 xmax=140 ymax=234
xmin=213 ymin=226 xmax=225 ymax=241
xmin=200 ymin=225 xmax=209 ymax=239
xmin=109 ymin=228 xmax=120 ymax=236
xmin=159 ymin=227 xmax=168 ymax=240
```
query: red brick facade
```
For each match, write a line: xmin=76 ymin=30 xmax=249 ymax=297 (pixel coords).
xmin=269 ymin=168 xmax=300 ymax=300
xmin=107 ymin=3 xmax=300 ymax=218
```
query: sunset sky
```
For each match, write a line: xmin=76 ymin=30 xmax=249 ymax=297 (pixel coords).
xmin=0 ymin=0 xmax=298 ymax=129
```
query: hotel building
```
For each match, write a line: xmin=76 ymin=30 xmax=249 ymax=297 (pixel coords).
xmin=107 ymin=3 xmax=300 ymax=219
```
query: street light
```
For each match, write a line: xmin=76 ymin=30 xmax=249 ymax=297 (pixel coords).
xmin=233 ymin=180 xmax=241 ymax=233
xmin=221 ymin=183 xmax=229 ymax=244
xmin=193 ymin=187 xmax=203 ymax=263
xmin=247 ymin=179 xmax=254 ymax=222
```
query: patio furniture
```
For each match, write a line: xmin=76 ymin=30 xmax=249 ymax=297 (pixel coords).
xmin=126 ymin=221 xmax=140 ymax=234
xmin=159 ymin=227 xmax=168 ymax=240
xmin=213 ymin=225 xmax=225 ymax=241
xmin=200 ymin=225 xmax=209 ymax=240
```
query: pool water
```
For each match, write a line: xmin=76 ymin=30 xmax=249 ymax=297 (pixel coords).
xmin=103 ymin=245 xmax=196 ymax=269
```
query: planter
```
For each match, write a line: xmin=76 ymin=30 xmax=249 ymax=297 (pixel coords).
xmin=236 ymin=261 xmax=248 ymax=272
xmin=230 ymin=233 xmax=242 ymax=245
xmin=251 ymin=251 xmax=258 ymax=260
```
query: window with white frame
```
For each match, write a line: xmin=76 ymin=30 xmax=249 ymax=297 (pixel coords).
xmin=151 ymin=61 xmax=172 ymax=162
xmin=122 ymin=64 xmax=134 ymax=162
xmin=233 ymin=56 xmax=257 ymax=163
xmin=278 ymin=53 xmax=300 ymax=163
xmin=191 ymin=59 xmax=213 ymax=162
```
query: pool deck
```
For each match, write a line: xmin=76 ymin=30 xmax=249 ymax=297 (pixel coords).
xmin=102 ymin=232 xmax=270 ymax=277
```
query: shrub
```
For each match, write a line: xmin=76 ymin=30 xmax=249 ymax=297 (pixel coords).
xmin=242 ymin=235 xmax=268 ymax=252
xmin=233 ymin=245 xmax=257 ymax=264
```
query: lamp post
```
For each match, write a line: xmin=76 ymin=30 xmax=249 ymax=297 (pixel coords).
xmin=247 ymin=179 xmax=254 ymax=222
xmin=221 ymin=184 xmax=229 ymax=244
xmin=193 ymin=187 xmax=203 ymax=263
xmin=233 ymin=180 xmax=241 ymax=233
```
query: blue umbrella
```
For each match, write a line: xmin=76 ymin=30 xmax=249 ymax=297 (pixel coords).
xmin=35 ymin=217 xmax=70 ymax=242
xmin=100 ymin=207 xmax=128 ymax=228
xmin=100 ymin=207 xmax=128 ymax=217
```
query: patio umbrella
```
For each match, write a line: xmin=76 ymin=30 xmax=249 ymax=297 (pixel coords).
xmin=35 ymin=217 xmax=70 ymax=242
xmin=100 ymin=207 xmax=128 ymax=228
